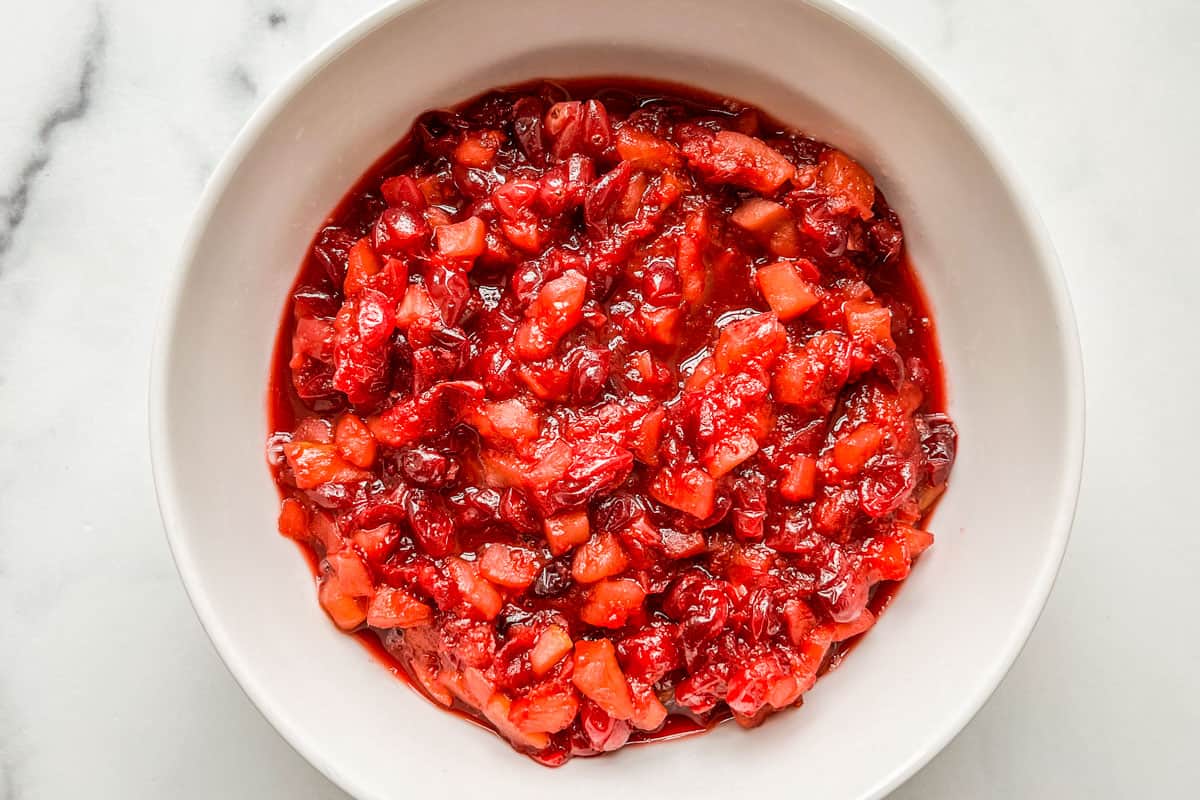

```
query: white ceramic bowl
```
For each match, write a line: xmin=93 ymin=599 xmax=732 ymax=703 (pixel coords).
xmin=150 ymin=0 xmax=1084 ymax=797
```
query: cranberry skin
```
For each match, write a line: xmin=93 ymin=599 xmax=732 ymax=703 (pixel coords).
xmin=859 ymin=453 xmax=918 ymax=518
xmin=538 ymin=443 xmax=634 ymax=513
xmin=374 ymin=207 xmax=430 ymax=255
xmin=592 ymin=493 xmax=641 ymax=536
xmin=498 ymin=488 xmax=538 ymax=533
xmin=305 ymin=481 xmax=355 ymax=510
xmin=584 ymin=161 xmax=633 ymax=237
xmin=579 ymin=701 xmax=631 ymax=752
xmin=492 ymin=635 xmax=536 ymax=691
xmin=531 ymin=559 xmax=572 ymax=598
xmin=511 ymin=96 xmax=547 ymax=166
xmin=740 ymin=588 xmax=775 ymax=642
xmin=617 ymin=624 xmax=681 ymax=683
xmin=510 ymin=263 xmax=544 ymax=306
xmin=567 ymin=347 xmax=611 ymax=404
xmin=292 ymin=284 xmax=341 ymax=318
xmin=725 ymin=654 xmax=786 ymax=716
xmin=664 ymin=573 xmax=731 ymax=653
xmin=537 ymin=155 xmax=594 ymax=214
xmin=641 ymin=260 xmax=683 ymax=306
xmin=814 ymin=545 xmax=868 ymax=623
xmin=493 ymin=179 xmax=540 ymax=220
xmin=402 ymin=488 xmax=457 ymax=557
xmin=427 ymin=264 xmax=472 ymax=325
xmin=918 ymin=413 xmax=958 ymax=487
xmin=312 ymin=226 xmax=357 ymax=284
xmin=732 ymin=473 xmax=767 ymax=540
xmin=582 ymin=99 xmax=615 ymax=158
xmin=398 ymin=447 xmax=461 ymax=488
xmin=415 ymin=109 xmax=464 ymax=159
xmin=476 ymin=345 xmax=519 ymax=399
xmin=353 ymin=483 xmax=409 ymax=530
xmin=673 ymin=663 xmax=727 ymax=714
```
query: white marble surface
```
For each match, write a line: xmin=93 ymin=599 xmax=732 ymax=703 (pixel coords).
xmin=0 ymin=0 xmax=1196 ymax=796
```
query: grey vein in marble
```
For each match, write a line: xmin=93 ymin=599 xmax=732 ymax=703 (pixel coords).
xmin=0 ymin=9 xmax=107 ymax=263
xmin=230 ymin=64 xmax=259 ymax=99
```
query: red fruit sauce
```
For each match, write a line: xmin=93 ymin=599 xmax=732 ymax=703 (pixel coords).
xmin=266 ymin=78 xmax=957 ymax=766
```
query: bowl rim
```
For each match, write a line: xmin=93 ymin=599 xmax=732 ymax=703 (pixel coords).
xmin=149 ymin=0 xmax=1086 ymax=796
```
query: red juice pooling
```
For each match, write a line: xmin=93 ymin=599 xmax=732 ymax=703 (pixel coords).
xmin=266 ymin=78 xmax=957 ymax=765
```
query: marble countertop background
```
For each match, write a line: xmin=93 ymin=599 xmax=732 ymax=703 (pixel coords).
xmin=1 ymin=0 xmax=1196 ymax=797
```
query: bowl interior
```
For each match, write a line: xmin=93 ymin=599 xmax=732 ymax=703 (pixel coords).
xmin=152 ymin=0 xmax=1082 ymax=797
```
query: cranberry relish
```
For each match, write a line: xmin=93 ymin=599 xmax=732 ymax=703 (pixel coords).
xmin=268 ymin=79 xmax=957 ymax=765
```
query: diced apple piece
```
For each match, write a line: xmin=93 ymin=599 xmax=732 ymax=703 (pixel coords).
xmin=343 ymin=238 xmax=380 ymax=296
xmin=367 ymin=399 xmax=423 ymax=448
xmin=454 ymin=130 xmax=502 ymax=169
xmin=832 ymin=423 xmax=884 ymax=475
xmin=434 ymin=216 xmax=487 ymax=260
xmin=530 ymin=625 xmax=574 ymax=675
xmin=702 ymin=429 xmax=760 ymax=479
xmin=818 ymin=149 xmax=875 ymax=220
xmin=515 ymin=270 xmax=588 ymax=359
xmin=283 ymin=442 xmax=370 ymax=490
xmin=482 ymin=690 xmax=551 ymax=751
xmin=714 ymin=312 xmax=786 ymax=373
xmin=572 ymin=639 xmax=635 ymax=720
xmin=478 ymin=543 xmax=542 ymax=590
xmin=731 ymin=198 xmax=791 ymax=232
xmin=277 ymin=497 xmax=308 ymax=541
xmin=675 ymin=234 xmax=707 ymax=304
xmin=628 ymin=681 xmax=669 ymax=731
xmin=319 ymin=578 xmax=367 ymax=630
xmin=684 ymin=356 xmax=717 ymax=393
xmin=509 ymin=683 xmax=580 ymax=734
xmin=446 ymin=557 xmax=504 ymax=620
xmin=844 ymin=298 xmax=894 ymax=348
xmin=334 ymin=413 xmax=377 ymax=468
xmin=464 ymin=398 xmax=540 ymax=445
xmin=352 ymin=524 xmax=396 ymax=566
xmin=638 ymin=306 xmax=683 ymax=347
xmin=756 ymin=261 xmax=819 ymax=320
xmin=394 ymin=283 xmax=438 ymax=330
xmin=367 ymin=586 xmax=433 ymax=628
xmin=629 ymin=405 xmax=665 ymax=465
xmin=572 ymin=534 xmax=630 ymax=583
xmin=650 ymin=465 xmax=716 ymax=520
xmin=772 ymin=332 xmax=850 ymax=412
xmin=901 ymin=524 xmax=935 ymax=556
xmin=615 ymin=126 xmax=680 ymax=169
xmin=478 ymin=449 xmax=529 ymax=489
xmin=815 ymin=608 xmax=876 ymax=643
xmin=780 ymin=454 xmax=818 ymax=501
xmin=327 ymin=550 xmax=373 ymax=597
xmin=544 ymin=510 xmax=591 ymax=556
xmin=580 ymin=579 xmax=646 ymax=629
xmin=861 ymin=531 xmax=911 ymax=581
xmin=682 ymin=130 xmax=796 ymax=193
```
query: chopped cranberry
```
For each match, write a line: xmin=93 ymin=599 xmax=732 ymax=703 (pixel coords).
xmin=268 ymin=79 xmax=956 ymax=766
